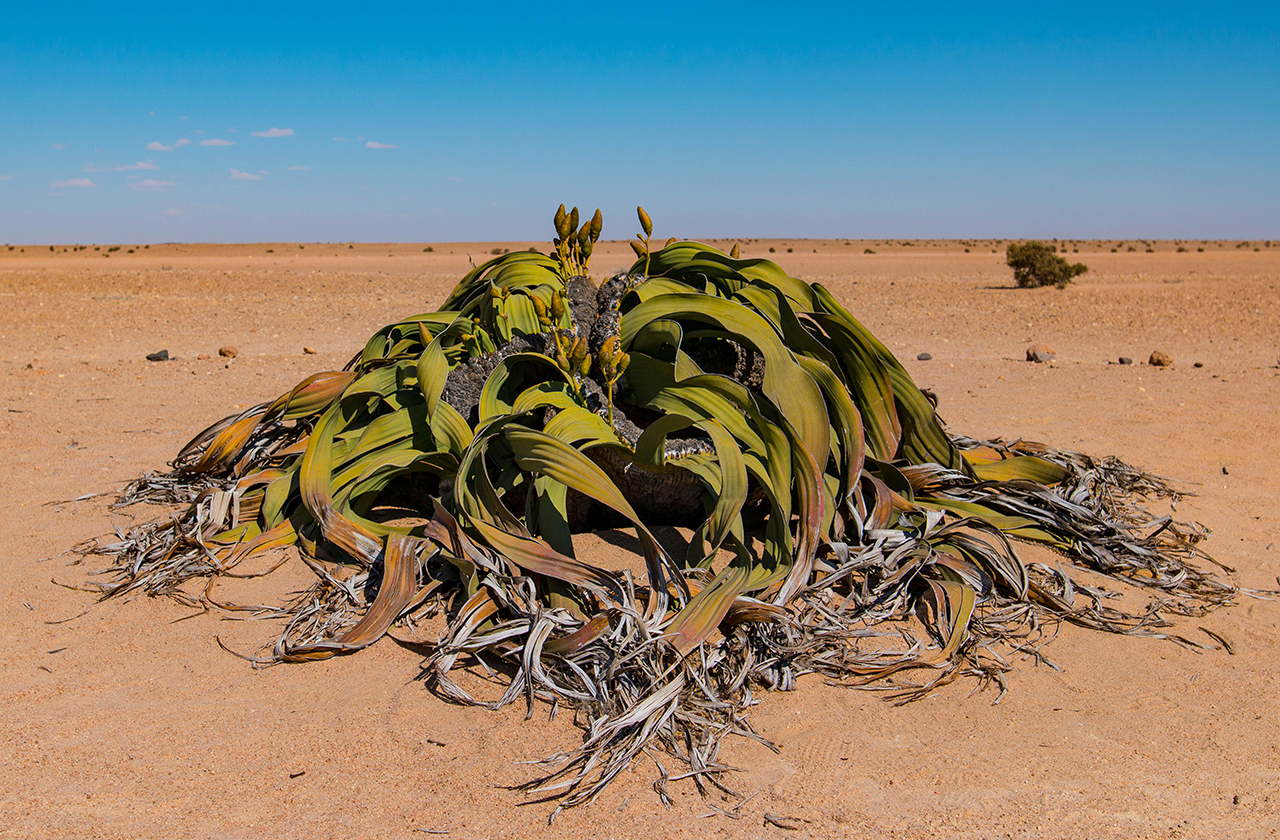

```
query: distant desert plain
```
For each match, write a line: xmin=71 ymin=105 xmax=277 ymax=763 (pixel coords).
xmin=2 ymin=239 xmax=1278 ymax=839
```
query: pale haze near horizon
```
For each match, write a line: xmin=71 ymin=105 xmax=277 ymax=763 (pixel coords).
xmin=2 ymin=2 xmax=1277 ymax=244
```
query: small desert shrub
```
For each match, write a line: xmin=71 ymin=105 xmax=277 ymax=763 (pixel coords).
xmin=423 ymin=246 xmax=434 ymax=252
xmin=864 ymin=248 xmax=875 ymax=254
xmin=266 ymin=249 xmax=274 ymax=253
xmin=490 ymin=247 xmax=509 ymax=255
xmin=1005 ymin=241 xmax=1088 ymax=289
xmin=768 ymin=247 xmax=775 ymax=253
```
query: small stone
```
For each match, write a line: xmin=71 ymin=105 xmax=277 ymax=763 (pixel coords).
xmin=196 ymin=353 xmax=211 ymax=360
xmin=1193 ymin=361 xmax=1204 ymax=368
xmin=1118 ymin=357 xmax=1133 ymax=365
xmin=302 ymin=346 xmax=317 ymax=355
xmin=145 ymin=350 xmax=169 ymax=362
xmin=1149 ymin=350 xmax=1173 ymax=367
xmin=916 ymin=352 xmax=932 ymax=361
xmin=218 ymin=346 xmax=238 ymax=358
xmin=1222 ymin=466 xmax=1229 ymax=475
xmin=1026 ymin=344 xmax=1056 ymax=363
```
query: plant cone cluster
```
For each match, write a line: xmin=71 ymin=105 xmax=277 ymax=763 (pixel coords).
xmin=80 ymin=206 xmax=1233 ymax=811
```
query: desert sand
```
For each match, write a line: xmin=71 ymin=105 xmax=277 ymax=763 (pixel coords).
xmin=2 ymin=240 xmax=1278 ymax=839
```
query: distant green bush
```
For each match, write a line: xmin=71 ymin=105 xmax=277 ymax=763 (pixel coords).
xmin=1005 ymin=241 xmax=1088 ymax=289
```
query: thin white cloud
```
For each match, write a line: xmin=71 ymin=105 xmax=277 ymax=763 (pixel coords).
xmin=285 ymin=165 xmax=311 ymax=171
xmin=230 ymin=169 xmax=264 ymax=181
xmin=51 ymin=143 xmax=68 ymax=150
xmin=252 ymin=127 xmax=294 ymax=138
xmin=0 ymin=174 xmax=12 ymax=181
xmin=333 ymin=137 xmax=348 ymax=142
xmin=128 ymin=179 xmax=176 ymax=192
xmin=146 ymin=141 xmax=172 ymax=151
xmin=173 ymin=138 xmax=191 ymax=147
xmin=201 ymin=138 xmax=234 ymax=146
xmin=228 ymin=128 xmax=238 ymax=133
xmin=366 ymin=141 xmax=397 ymax=149
xmin=85 ymin=160 xmax=159 ymax=173
xmin=51 ymin=178 xmax=95 ymax=188
xmin=148 ymin=111 xmax=155 ymax=116
xmin=446 ymin=176 xmax=463 ymax=182
xmin=165 ymin=208 xmax=184 ymax=216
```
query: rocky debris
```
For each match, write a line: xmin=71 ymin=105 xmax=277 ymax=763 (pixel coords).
xmin=565 ymin=275 xmax=599 ymax=339
xmin=916 ymin=352 xmax=932 ymax=361
xmin=218 ymin=346 xmax=238 ymax=358
xmin=439 ymin=334 xmax=550 ymax=425
xmin=196 ymin=353 xmax=211 ymax=360
xmin=1118 ymin=357 xmax=1133 ymax=365
xmin=145 ymin=349 xmax=169 ymax=362
xmin=1026 ymin=344 xmax=1056 ymax=363
xmin=1149 ymin=350 xmax=1173 ymax=367
xmin=685 ymin=336 xmax=766 ymax=389
xmin=1194 ymin=362 xmax=1204 ymax=368
xmin=589 ymin=272 xmax=640 ymax=355
xmin=302 ymin=346 xmax=317 ymax=355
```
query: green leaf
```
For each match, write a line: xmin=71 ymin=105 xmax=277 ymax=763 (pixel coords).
xmin=666 ymin=562 xmax=749 ymax=655
xmin=969 ymin=455 xmax=1070 ymax=485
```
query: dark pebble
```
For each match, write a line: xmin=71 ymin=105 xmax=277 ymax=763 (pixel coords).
xmin=916 ymin=352 xmax=932 ymax=361
xmin=1194 ymin=362 xmax=1204 ymax=368
xmin=1118 ymin=357 xmax=1133 ymax=365
xmin=145 ymin=350 xmax=169 ymax=362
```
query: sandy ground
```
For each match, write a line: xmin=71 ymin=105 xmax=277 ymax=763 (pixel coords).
xmin=2 ymin=240 xmax=1278 ymax=839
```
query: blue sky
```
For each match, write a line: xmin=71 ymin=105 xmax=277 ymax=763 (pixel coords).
xmin=2 ymin=2 xmax=1277 ymax=243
